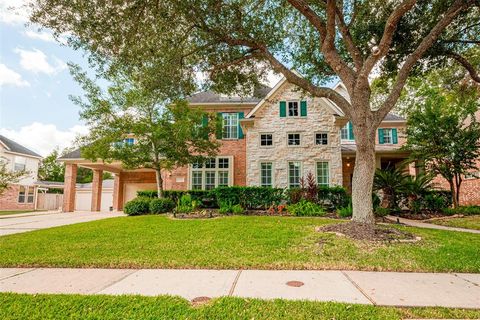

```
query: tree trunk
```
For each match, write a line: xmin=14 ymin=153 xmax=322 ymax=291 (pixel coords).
xmin=154 ymin=168 xmax=164 ymax=198
xmin=454 ymin=174 xmax=462 ymax=208
xmin=351 ymin=126 xmax=377 ymax=224
xmin=448 ymin=179 xmax=457 ymax=208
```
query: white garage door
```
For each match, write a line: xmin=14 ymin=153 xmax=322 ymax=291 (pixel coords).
xmin=75 ymin=190 xmax=113 ymax=212
xmin=124 ymin=183 xmax=157 ymax=204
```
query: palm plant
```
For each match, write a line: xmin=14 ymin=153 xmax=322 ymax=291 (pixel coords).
xmin=373 ymin=167 xmax=408 ymax=209
xmin=403 ymin=173 xmax=435 ymax=213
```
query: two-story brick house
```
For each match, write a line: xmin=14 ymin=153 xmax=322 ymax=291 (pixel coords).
xmin=0 ymin=135 xmax=42 ymax=211
xmin=59 ymin=77 xmax=478 ymax=212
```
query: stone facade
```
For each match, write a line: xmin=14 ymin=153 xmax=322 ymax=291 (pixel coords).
xmin=245 ymin=82 xmax=343 ymax=188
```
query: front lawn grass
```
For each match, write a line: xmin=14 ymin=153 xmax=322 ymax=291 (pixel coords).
xmin=428 ymin=215 xmax=480 ymax=231
xmin=2 ymin=293 xmax=480 ymax=320
xmin=0 ymin=216 xmax=479 ymax=272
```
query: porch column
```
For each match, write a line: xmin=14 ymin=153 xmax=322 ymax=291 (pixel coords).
xmin=91 ymin=169 xmax=103 ymax=212
xmin=112 ymin=173 xmax=124 ymax=211
xmin=63 ymin=163 xmax=77 ymax=212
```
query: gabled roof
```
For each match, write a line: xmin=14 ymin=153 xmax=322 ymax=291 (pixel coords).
xmin=58 ymin=148 xmax=82 ymax=160
xmin=187 ymin=86 xmax=271 ymax=104
xmin=0 ymin=135 xmax=42 ymax=158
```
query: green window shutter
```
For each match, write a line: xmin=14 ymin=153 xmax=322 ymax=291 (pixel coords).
xmin=378 ymin=128 xmax=385 ymax=144
xmin=216 ymin=113 xmax=223 ymax=139
xmin=300 ymin=100 xmax=307 ymax=117
xmin=279 ymin=101 xmax=286 ymax=117
xmin=238 ymin=112 xmax=244 ymax=139
xmin=201 ymin=114 xmax=209 ymax=139
xmin=348 ymin=122 xmax=354 ymax=140
xmin=392 ymin=128 xmax=398 ymax=144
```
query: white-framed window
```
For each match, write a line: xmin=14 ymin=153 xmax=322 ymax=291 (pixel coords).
xmin=190 ymin=156 xmax=233 ymax=190
xmin=287 ymin=133 xmax=301 ymax=146
xmin=315 ymin=132 xmax=328 ymax=145
xmin=124 ymin=138 xmax=135 ymax=145
xmin=288 ymin=161 xmax=302 ymax=188
xmin=341 ymin=122 xmax=354 ymax=141
xmin=260 ymin=162 xmax=273 ymax=187
xmin=260 ymin=133 xmax=273 ymax=147
xmin=381 ymin=128 xmax=393 ymax=144
xmin=222 ymin=113 xmax=239 ymax=139
xmin=316 ymin=161 xmax=330 ymax=186
xmin=287 ymin=101 xmax=299 ymax=117
xmin=14 ymin=156 xmax=26 ymax=172
xmin=18 ymin=186 xmax=26 ymax=203
xmin=27 ymin=186 xmax=34 ymax=203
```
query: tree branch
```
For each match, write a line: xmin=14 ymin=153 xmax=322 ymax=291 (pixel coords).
xmin=334 ymin=3 xmax=363 ymax=71
xmin=375 ymin=0 xmax=474 ymax=124
xmin=447 ymin=51 xmax=480 ymax=83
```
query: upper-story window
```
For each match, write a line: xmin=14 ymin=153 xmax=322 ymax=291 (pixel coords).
xmin=287 ymin=133 xmax=301 ymax=146
xmin=315 ymin=133 xmax=328 ymax=145
xmin=378 ymin=128 xmax=398 ymax=144
xmin=260 ymin=134 xmax=273 ymax=147
xmin=222 ymin=113 xmax=239 ymax=139
xmin=14 ymin=156 xmax=26 ymax=171
xmin=288 ymin=101 xmax=299 ymax=117
xmin=340 ymin=122 xmax=354 ymax=141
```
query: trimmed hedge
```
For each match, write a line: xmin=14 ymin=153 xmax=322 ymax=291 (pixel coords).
xmin=210 ymin=186 xmax=284 ymax=210
xmin=149 ymin=198 xmax=175 ymax=214
xmin=124 ymin=197 xmax=151 ymax=216
xmin=317 ymin=186 xmax=350 ymax=211
xmin=443 ymin=205 xmax=480 ymax=216
xmin=137 ymin=190 xmax=214 ymax=208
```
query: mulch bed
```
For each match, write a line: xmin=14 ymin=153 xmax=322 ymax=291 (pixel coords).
xmin=317 ymin=222 xmax=418 ymax=242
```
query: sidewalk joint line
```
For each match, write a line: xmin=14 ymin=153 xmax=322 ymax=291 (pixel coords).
xmin=229 ymin=270 xmax=242 ymax=296
xmin=0 ymin=268 xmax=37 ymax=281
xmin=341 ymin=271 xmax=376 ymax=305
xmin=454 ymin=273 xmax=480 ymax=287
xmin=92 ymin=269 xmax=139 ymax=294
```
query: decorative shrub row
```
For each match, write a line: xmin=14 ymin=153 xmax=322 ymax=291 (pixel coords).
xmin=443 ymin=205 xmax=480 ymax=216
xmin=137 ymin=190 xmax=214 ymax=207
xmin=209 ymin=186 xmax=284 ymax=210
xmin=397 ymin=190 xmax=453 ymax=213
xmin=124 ymin=197 xmax=175 ymax=216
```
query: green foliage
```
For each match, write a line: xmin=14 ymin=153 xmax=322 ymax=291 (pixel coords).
xmin=287 ymin=200 xmax=325 ymax=217
xmin=37 ymin=148 xmax=64 ymax=182
xmin=149 ymin=198 xmax=175 ymax=214
xmin=317 ymin=186 xmax=351 ymax=211
xmin=0 ymin=160 xmax=28 ymax=195
xmin=210 ymin=187 xmax=284 ymax=210
xmin=337 ymin=203 xmax=353 ymax=218
xmin=176 ymin=194 xmax=198 ymax=214
xmin=137 ymin=190 xmax=213 ymax=207
xmin=218 ymin=202 xmax=244 ymax=215
xmin=375 ymin=207 xmax=391 ymax=217
xmin=373 ymin=167 xmax=408 ymax=209
xmin=443 ymin=205 xmax=480 ymax=216
xmin=124 ymin=198 xmax=152 ymax=216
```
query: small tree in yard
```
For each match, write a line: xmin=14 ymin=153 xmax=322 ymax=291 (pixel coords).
xmin=72 ymin=69 xmax=220 ymax=198
xmin=0 ymin=160 xmax=28 ymax=195
xmin=31 ymin=0 xmax=480 ymax=224
xmin=404 ymin=86 xmax=480 ymax=208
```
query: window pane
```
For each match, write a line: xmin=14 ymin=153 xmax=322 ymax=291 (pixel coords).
xmin=340 ymin=124 xmax=349 ymax=140
xmin=288 ymin=133 xmax=300 ymax=146
xmin=315 ymin=133 xmax=328 ymax=145
xmin=27 ymin=187 xmax=35 ymax=203
xmin=288 ymin=162 xmax=301 ymax=188
xmin=192 ymin=172 xmax=203 ymax=190
xmin=222 ymin=113 xmax=239 ymax=139
xmin=205 ymin=171 xmax=216 ymax=190
xmin=260 ymin=162 xmax=273 ymax=187
xmin=383 ymin=129 xmax=392 ymax=144
xmin=288 ymin=101 xmax=299 ymax=117
xmin=192 ymin=160 xmax=203 ymax=169
xmin=218 ymin=158 xmax=229 ymax=169
xmin=260 ymin=134 xmax=273 ymax=146
xmin=18 ymin=186 xmax=26 ymax=203
xmin=316 ymin=162 xmax=329 ymax=186
xmin=205 ymin=158 xmax=216 ymax=169
xmin=218 ymin=171 xmax=229 ymax=186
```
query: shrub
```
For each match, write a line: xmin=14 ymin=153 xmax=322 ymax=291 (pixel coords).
xmin=176 ymin=194 xmax=198 ymax=214
xmin=219 ymin=201 xmax=245 ymax=215
xmin=137 ymin=190 xmax=214 ymax=207
xmin=149 ymin=198 xmax=175 ymax=214
xmin=211 ymin=186 xmax=284 ymax=210
xmin=317 ymin=186 xmax=350 ymax=211
xmin=286 ymin=188 xmax=303 ymax=204
xmin=300 ymin=172 xmax=318 ymax=202
xmin=124 ymin=197 xmax=152 ymax=216
xmin=443 ymin=205 xmax=480 ymax=216
xmin=337 ymin=203 xmax=352 ymax=218
xmin=287 ymin=200 xmax=325 ymax=217
xmin=375 ymin=207 xmax=391 ymax=217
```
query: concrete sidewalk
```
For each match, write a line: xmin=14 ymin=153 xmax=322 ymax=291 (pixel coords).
xmin=1 ymin=268 xmax=479 ymax=308
xmin=0 ymin=211 xmax=125 ymax=236
xmin=387 ymin=215 xmax=480 ymax=234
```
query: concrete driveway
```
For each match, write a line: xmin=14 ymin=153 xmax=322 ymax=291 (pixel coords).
xmin=0 ymin=211 xmax=125 ymax=236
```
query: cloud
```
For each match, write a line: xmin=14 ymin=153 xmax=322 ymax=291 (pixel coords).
xmin=23 ymin=30 xmax=55 ymax=43
xmin=14 ymin=48 xmax=67 ymax=75
xmin=0 ymin=122 xmax=88 ymax=156
xmin=0 ymin=63 xmax=30 ymax=87
xmin=0 ymin=0 xmax=32 ymax=25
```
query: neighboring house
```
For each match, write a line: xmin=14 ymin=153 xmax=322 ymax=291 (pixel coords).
xmin=58 ymin=78 xmax=478 ymax=212
xmin=0 ymin=135 xmax=42 ymax=211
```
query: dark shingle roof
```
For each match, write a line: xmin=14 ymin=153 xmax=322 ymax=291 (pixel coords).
xmin=187 ymin=86 xmax=271 ymax=104
xmin=0 ymin=135 xmax=42 ymax=158
xmin=383 ymin=113 xmax=405 ymax=121
xmin=58 ymin=148 xmax=82 ymax=160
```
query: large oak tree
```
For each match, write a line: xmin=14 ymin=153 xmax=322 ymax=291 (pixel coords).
xmin=30 ymin=0 xmax=480 ymax=223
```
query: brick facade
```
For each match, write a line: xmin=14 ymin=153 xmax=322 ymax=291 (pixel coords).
xmin=0 ymin=184 xmax=36 ymax=211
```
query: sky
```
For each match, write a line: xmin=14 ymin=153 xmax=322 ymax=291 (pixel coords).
xmin=0 ymin=1 xmax=283 ymax=158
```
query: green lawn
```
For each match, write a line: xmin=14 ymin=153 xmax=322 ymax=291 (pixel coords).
xmin=0 ymin=216 xmax=479 ymax=272
xmin=2 ymin=293 xmax=479 ymax=320
xmin=428 ymin=215 xmax=480 ymax=231
xmin=0 ymin=210 xmax=37 ymax=216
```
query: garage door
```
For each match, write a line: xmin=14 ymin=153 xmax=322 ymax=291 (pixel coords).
xmin=124 ymin=183 xmax=157 ymax=204
xmin=75 ymin=190 xmax=113 ymax=212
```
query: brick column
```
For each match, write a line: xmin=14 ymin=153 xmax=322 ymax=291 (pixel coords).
xmin=91 ymin=169 xmax=103 ymax=212
xmin=112 ymin=173 xmax=124 ymax=211
xmin=63 ymin=163 xmax=77 ymax=212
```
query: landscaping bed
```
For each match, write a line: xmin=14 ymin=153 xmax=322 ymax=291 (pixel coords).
xmin=2 ymin=293 xmax=480 ymax=320
xmin=318 ymin=222 xmax=418 ymax=242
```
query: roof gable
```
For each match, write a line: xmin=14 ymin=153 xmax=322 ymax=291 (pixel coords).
xmin=0 ymin=135 xmax=42 ymax=158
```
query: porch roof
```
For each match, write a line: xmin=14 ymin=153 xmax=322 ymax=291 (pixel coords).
xmin=341 ymin=144 xmax=409 ymax=156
